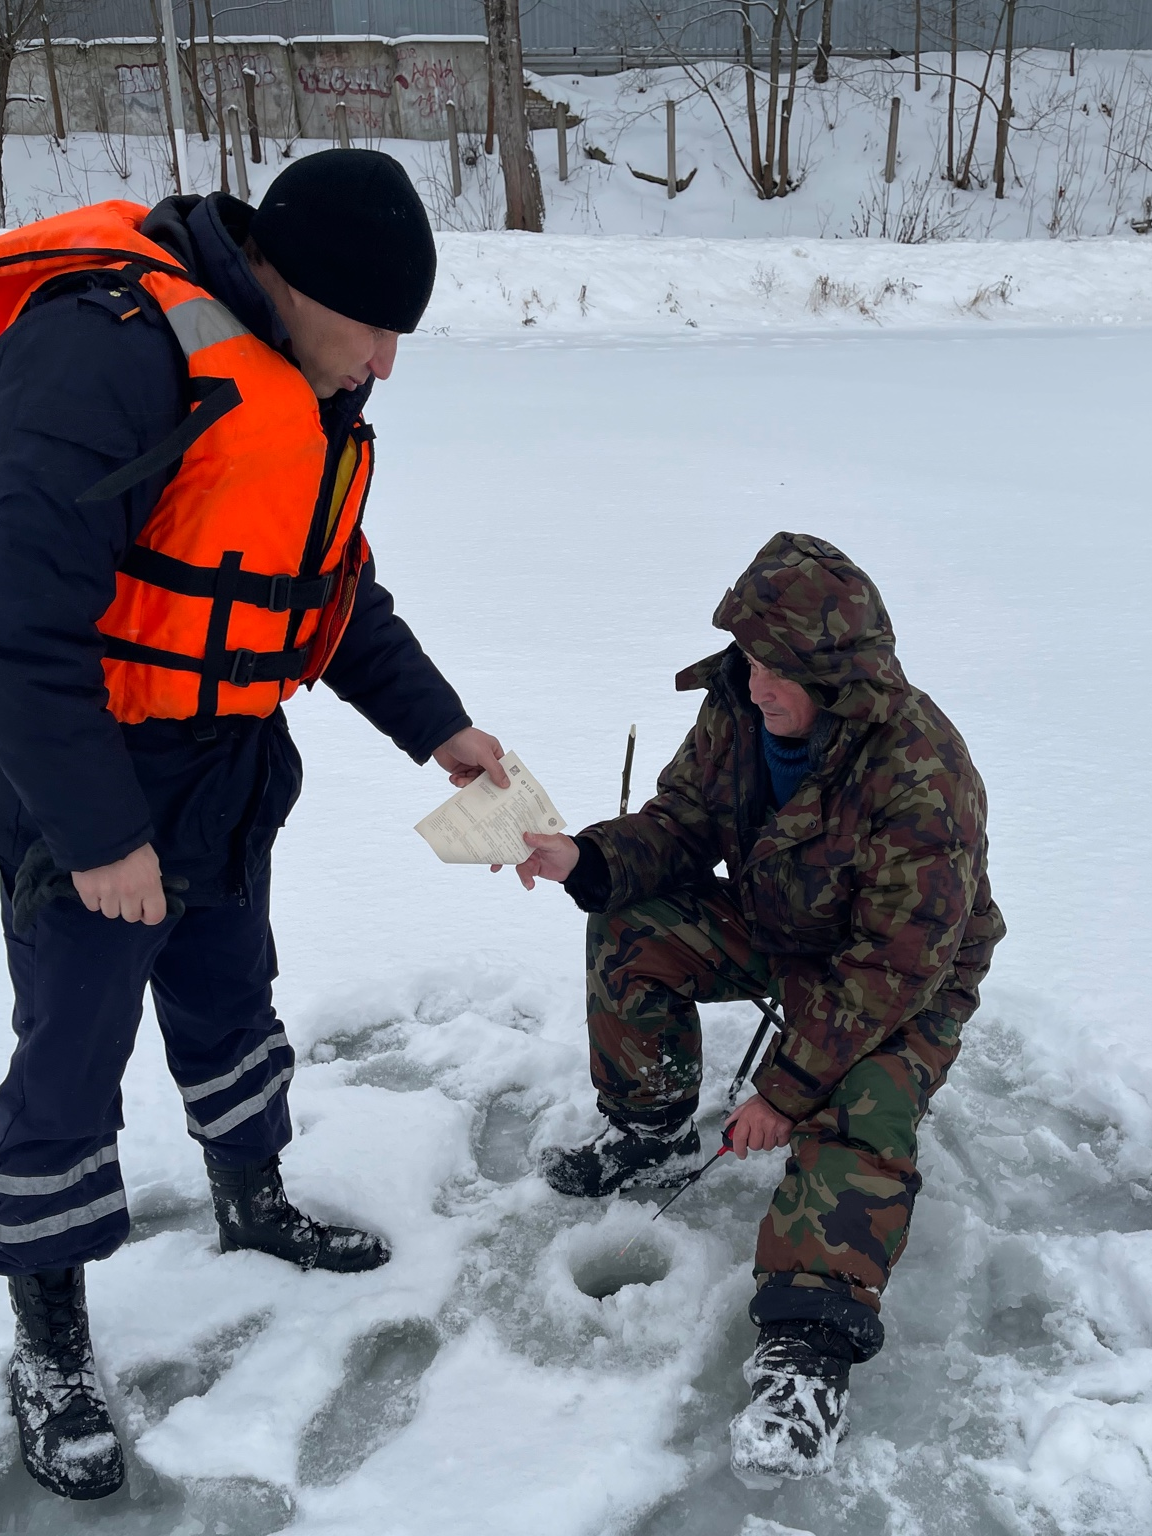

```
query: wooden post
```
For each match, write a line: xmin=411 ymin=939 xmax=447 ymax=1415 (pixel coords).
xmin=227 ymin=103 xmax=249 ymax=202
xmin=446 ymin=99 xmax=462 ymax=197
xmin=555 ymin=99 xmax=568 ymax=182
xmin=884 ymin=95 xmax=901 ymax=183
xmin=243 ymin=66 xmax=261 ymax=164
xmin=666 ymin=97 xmax=676 ymax=198
xmin=335 ymin=100 xmax=350 ymax=149
xmin=1069 ymin=45 xmax=1075 ymax=77
xmin=41 ymin=17 xmax=66 ymax=142
xmin=157 ymin=0 xmax=190 ymax=192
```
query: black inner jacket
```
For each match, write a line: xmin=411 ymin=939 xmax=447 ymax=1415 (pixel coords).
xmin=0 ymin=193 xmax=469 ymax=903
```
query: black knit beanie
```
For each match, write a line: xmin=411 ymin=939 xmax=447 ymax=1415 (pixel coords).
xmin=250 ymin=149 xmax=436 ymax=333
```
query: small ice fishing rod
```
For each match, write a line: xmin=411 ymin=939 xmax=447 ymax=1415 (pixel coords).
xmin=618 ymin=1125 xmax=736 ymax=1256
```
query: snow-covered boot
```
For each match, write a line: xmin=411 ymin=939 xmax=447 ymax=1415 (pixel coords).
xmin=540 ymin=1116 xmax=701 ymax=1197
xmin=7 ymin=1267 xmax=125 ymax=1501
xmin=207 ymin=1155 xmax=388 ymax=1272
xmin=729 ymin=1320 xmax=852 ymax=1486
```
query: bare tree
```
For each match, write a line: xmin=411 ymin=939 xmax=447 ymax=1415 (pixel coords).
xmin=740 ymin=1 xmax=762 ymax=186
xmin=1 ymin=0 xmax=73 ymax=223
xmin=993 ymin=0 xmax=1016 ymax=197
xmin=914 ymin=0 xmax=922 ymax=90
xmin=813 ymin=0 xmax=834 ymax=85
xmin=485 ymin=0 xmax=544 ymax=232
xmin=947 ymin=0 xmax=958 ymax=179
xmin=775 ymin=0 xmax=818 ymax=196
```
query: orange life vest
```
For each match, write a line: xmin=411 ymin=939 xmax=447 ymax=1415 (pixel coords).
xmin=0 ymin=200 xmax=372 ymax=725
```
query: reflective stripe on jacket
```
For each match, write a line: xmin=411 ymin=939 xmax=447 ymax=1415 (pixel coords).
xmin=0 ymin=198 xmax=370 ymax=725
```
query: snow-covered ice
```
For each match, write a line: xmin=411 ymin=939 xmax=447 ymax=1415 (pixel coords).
xmin=1 ymin=281 xmax=1151 ymax=1529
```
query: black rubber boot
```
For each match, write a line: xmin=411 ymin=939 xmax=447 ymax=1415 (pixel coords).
xmin=540 ymin=1115 xmax=701 ymax=1197
xmin=206 ymin=1155 xmax=389 ymax=1273
xmin=729 ymin=1320 xmax=853 ymax=1486
xmin=7 ymin=1267 xmax=126 ymax=1501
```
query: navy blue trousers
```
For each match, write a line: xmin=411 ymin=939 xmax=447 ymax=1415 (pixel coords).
xmin=0 ymin=869 xmax=293 ymax=1275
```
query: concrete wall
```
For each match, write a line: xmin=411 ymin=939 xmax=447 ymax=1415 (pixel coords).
xmin=3 ymin=36 xmax=488 ymax=142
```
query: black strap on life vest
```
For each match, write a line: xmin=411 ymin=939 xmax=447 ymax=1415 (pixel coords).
xmin=101 ymin=634 xmax=307 ymax=687
xmin=77 ymin=376 xmax=243 ymax=505
xmin=0 ymin=247 xmax=191 ymax=277
xmin=119 ymin=545 xmax=335 ymax=613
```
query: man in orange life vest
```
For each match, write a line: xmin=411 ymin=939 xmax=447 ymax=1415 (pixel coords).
xmin=0 ymin=150 xmax=505 ymax=1500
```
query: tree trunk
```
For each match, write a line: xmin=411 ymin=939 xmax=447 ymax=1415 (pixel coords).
xmin=776 ymin=1 xmax=809 ymax=198
xmin=956 ymin=3 xmax=1005 ymax=191
xmin=0 ymin=51 xmax=11 ymax=227
xmin=993 ymin=0 xmax=1015 ymax=199
xmin=946 ymin=0 xmax=957 ymax=180
xmin=485 ymin=0 xmax=544 ymax=232
xmin=763 ymin=2 xmax=786 ymax=195
xmin=185 ymin=0 xmax=209 ymax=140
xmin=914 ymin=0 xmax=922 ymax=91
xmin=813 ymin=0 xmax=833 ymax=84
xmin=203 ymin=0 xmax=228 ymax=194
xmin=741 ymin=1 xmax=762 ymax=190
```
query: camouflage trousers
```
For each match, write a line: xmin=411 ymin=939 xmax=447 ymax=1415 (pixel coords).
xmin=586 ymin=888 xmax=963 ymax=1319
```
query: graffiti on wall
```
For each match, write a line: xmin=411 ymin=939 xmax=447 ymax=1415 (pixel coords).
xmin=116 ymin=52 xmax=277 ymax=97
xmin=395 ymin=49 xmax=458 ymax=118
xmin=198 ymin=53 xmax=278 ymax=95
xmin=295 ymin=61 xmax=393 ymax=98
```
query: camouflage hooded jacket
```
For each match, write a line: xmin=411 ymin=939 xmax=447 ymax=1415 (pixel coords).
xmin=577 ymin=532 xmax=1006 ymax=1121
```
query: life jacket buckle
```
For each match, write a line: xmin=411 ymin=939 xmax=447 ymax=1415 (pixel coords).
xmin=229 ymin=649 xmax=257 ymax=687
xmin=267 ymin=574 xmax=292 ymax=613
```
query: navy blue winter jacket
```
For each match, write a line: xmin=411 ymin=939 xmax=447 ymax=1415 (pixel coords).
xmin=0 ymin=192 xmax=470 ymax=902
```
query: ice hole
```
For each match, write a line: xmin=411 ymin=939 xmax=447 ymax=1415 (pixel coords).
xmin=475 ymin=1096 xmax=534 ymax=1183
xmin=571 ymin=1242 xmax=670 ymax=1300
xmin=297 ymin=1319 xmax=440 ymax=1486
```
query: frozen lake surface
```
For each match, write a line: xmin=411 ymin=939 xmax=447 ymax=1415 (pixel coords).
xmin=2 ymin=325 xmax=1150 ymax=1535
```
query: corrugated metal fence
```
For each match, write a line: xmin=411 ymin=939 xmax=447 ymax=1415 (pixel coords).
xmin=59 ymin=0 xmax=1152 ymax=57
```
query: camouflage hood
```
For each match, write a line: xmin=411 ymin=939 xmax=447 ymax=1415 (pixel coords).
xmin=709 ymin=532 xmax=909 ymax=724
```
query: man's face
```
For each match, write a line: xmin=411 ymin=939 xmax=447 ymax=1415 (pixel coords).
xmin=276 ymin=282 xmax=400 ymax=398
xmin=744 ymin=653 xmax=819 ymax=739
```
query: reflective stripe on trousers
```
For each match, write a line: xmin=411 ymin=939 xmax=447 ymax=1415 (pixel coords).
xmin=0 ymin=861 xmax=292 ymax=1276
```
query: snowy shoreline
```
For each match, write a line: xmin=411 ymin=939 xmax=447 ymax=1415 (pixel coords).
xmin=424 ymin=229 xmax=1152 ymax=337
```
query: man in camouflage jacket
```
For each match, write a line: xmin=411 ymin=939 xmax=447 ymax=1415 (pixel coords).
xmin=513 ymin=531 xmax=1005 ymax=1483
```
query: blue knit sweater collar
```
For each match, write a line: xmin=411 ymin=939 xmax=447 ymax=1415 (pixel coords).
xmin=760 ymin=724 xmax=810 ymax=811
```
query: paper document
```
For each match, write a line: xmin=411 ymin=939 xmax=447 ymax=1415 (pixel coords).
xmin=415 ymin=752 xmax=567 ymax=866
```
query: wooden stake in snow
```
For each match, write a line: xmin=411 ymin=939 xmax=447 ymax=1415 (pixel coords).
xmin=227 ymin=103 xmax=249 ymax=202
xmin=335 ymin=100 xmax=350 ymax=150
xmin=157 ymin=0 xmax=189 ymax=193
xmin=1070 ymin=45 xmax=1076 ymax=77
xmin=41 ymin=18 xmax=65 ymax=142
xmin=555 ymin=99 xmax=568 ymax=182
xmin=243 ymin=66 xmax=261 ymax=164
xmin=666 ymin=98 xmax=677 ymax=199
xmin=447 ymin=100 xmax=462 ymax=198
xmin=884 ymin=95 xmax=901 ymax=184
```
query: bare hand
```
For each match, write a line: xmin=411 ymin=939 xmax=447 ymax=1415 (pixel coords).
xmin=492 ymin=831 xmax=580 ymax=889
xmin=432 ymin=728 xmax=508 ymax=789
xmin=72 ymin=843 xmax=167 ymax=926
xmin=725 ymin=1093 xmax=793 ymax=1160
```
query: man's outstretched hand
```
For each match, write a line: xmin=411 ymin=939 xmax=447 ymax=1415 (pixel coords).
xmin=432 ymin=727 xmax=509 ymax=788
xmin=725 ymin=1093 xmax=794 ymax=1159
xmin=492 ymin=831 xmax=580 ymax=889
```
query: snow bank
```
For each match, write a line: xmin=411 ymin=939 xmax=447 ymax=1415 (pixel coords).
xmin=427 ymin=229 xmax=1152 ymax=336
